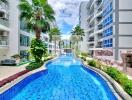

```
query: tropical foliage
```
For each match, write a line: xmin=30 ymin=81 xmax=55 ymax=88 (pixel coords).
xmin=70 ymin=25 xmax=84 ymax=50
xmin=30 ymin=39 xmax=47 ymax=62
xmin=26 ymin=61 xmax=43 ymax=70
xmin=19 ymin=0 xmax=55 ymax=70
xmin=19 ymin=0 xmax=55 ymax=39
xmin=80 ymin=54 xmax=132 ymax=96
xmin=71 ymin=25 xmax=85 ymax=36
xmin=49 ymin=27 xmax=61 ymax=54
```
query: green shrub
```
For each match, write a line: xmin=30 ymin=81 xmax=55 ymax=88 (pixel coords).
xmin=105 ymin=67 xmax=127 ymax=83
xmin=30 ymin=39 xmax=47 ymax=62
xmin=86 ymin=59 xmax=132 ymax=96
xmin=96 ymin=60 xmax=103 ymax=69
xmin=81 ymin=52 xmax=89 ymax=57
xmin=123 ymin=80 xmax=132 ymax=96
xmin=87 ymin=60 xmax=96 ymax=67
xmin=105 ymin=67 xmax=132 ymax=96
xmin=80 ymin=56 xmax=86 ymax=61
xmin=105 ymin=67 xmax=122 ymax=82
xmin=26 ymin=61 xmax=43 ymax=71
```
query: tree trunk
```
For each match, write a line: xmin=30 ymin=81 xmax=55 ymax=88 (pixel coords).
xmin=35 ymin=28 xmax=41 ymax=40
xmin=77 ymin=41 xmax=78 ymax=50
xmin=55 ymin=40 xmax=56 ymax=54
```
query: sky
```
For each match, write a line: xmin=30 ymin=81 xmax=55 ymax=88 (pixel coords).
xmin=48 ymin=0 xmax=89 ymax=35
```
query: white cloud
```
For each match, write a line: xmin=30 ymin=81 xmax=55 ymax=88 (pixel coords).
xmin=48 ymin=0 xmax=89 ymax=33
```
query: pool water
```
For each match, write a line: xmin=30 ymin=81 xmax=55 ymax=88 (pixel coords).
xmin=0 ymin=54 xmax=117 ymax=100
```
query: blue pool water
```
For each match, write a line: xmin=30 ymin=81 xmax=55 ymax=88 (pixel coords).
xmin=0 ymin=54 xmax=117 ymax=100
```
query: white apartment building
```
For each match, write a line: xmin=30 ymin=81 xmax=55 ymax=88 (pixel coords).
xmin=0 ymin=0 xmax=32 ymax=61
xmin=79 ymin=0 xmax=132 ymax=62
xmin=0 ymin=0 xmax=53 ymax=62
xmin=79 ymin=2 xmax=89 ymax=52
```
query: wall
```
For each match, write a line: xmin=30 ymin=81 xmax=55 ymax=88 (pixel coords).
xmin=119 ymin=0 xmax=132 ymax=9
xmin=79 ymin=2 xmax=89 ymax=52
xmin=8 ymin=0 xmax=19 ymax=57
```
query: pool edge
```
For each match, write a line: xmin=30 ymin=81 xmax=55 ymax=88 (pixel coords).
xmin=0 ymin=66 xmax=47 ymax=94
xmin=80 ymin=59 xmax=132 ymax=100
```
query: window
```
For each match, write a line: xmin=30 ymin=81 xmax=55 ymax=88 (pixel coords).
xmin=103 ymin=2 xmax=113 ymax=16
xmin=103 ymin=14 xmax=113 ymax=27
xmin=20 ymin=50 xmax=29 ymax=61
xmin=103 ymin=38 xmax=113 ymax=48
xmin=20 ymin=34 xmax=30 ymax=46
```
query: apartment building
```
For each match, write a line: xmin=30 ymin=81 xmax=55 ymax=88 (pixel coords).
xmin=0 ymin=0 xmax=11 ymax=61
xmin=79 ymin=0 xmax=132 ymax=61
xmin=0 ymin=0 xmax=56 ymax=62
xmin=79 ymin=2 xmax=89 ymax=52
xmin=0 ymin=0 xmax=31 ymax=61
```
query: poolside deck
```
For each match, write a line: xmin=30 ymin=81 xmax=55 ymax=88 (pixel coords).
xmin=0 ymin=64 xmax=27 ymax=81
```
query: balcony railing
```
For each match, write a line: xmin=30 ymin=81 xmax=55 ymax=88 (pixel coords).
xmin=0 ymin=18 xmax=9 ymax=27
xmin=96 ymin=0 xmax=102 ymax=6
xmin=0 ymin=1 xmax=8 ymax=12
xmin=0 ymin=36 xmax=8 ymax=46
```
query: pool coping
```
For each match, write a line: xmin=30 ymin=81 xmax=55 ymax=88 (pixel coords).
xmin=81 ymin=59 xmax=132 ymax=100
xmin=0 ymin=65 xmax=47 ymax=94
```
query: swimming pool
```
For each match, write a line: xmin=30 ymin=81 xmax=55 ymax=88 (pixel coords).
xmin=0 ymin=54 xmax=117 ymax=100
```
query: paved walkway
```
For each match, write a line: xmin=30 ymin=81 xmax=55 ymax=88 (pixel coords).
xmin=0 ymin=64 xmax=28 ymax=81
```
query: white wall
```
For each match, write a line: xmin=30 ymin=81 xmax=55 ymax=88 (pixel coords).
xmin=119 ymin=12 xmax=132 ymax=22
xmin=0 ymin=49 xmax=9 ymax=61
xmin=119 ymin=37 xmax=132 ymax=48
xmin=79 ymin=2 xmax=89 ymax=52
xmin=8 ymin=0 xmax=19 ymax=57
xmin=119 ymin=0 xmax=132 ymax=9
xmin=119 ymin=24 xmax=132 ymax=35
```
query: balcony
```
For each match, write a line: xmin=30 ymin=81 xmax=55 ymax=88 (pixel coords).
xmin=89 ymin=43 xmax=94 ymax=48
xmin=97 ymin=25 xmax=102 ymax=30
xmin=0 ymin=1 xmax=9 ymax=27
xmin=88 ymin=37 xmax=94 ymax=42
xmin=0 ymin=1 xmax=8 ymax=13
xmin=96 ymin=0 xmax=102 ymax=6
xmin=96 ymin=41 xmax=102 ymax=48
xmin=0 ymin=36 xmax=8 ymax=48
xmin=0 ymin=31 xmax=9 ymax=49
xmin=0 ymin=18 xmax=9 ymax=27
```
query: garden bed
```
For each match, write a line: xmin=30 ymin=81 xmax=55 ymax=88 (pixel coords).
xmin=78 ymin=54 xmax=132 ymax=98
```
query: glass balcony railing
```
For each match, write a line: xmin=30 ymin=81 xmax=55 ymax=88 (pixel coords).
xmin=0 ymin=18 xmax=9 ymax=27
xmin=0 ymin=36 xmax=8 ymax=46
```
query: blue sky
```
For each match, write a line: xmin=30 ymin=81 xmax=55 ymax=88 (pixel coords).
xmin=48 ymin=0 xmax=88 ymax=35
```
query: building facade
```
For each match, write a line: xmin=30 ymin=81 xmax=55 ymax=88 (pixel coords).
xmin=79 ymin=0 xmax=132 ymax=61
xmin=0 ymin=0 xmax=56 ymax=62
xmin=0 ymin=0 xmax=32 ymax=61
xmin=79 ymin=2 xmax=89 ymax=52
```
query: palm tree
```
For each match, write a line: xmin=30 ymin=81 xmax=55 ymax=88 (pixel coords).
xmin=71 ymin=25 xmax=85 ymax=50
xmin=19 ymin=0 xmax=55 ymax=40
xmin=49 ymin=27 xmax=61 ymax=54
